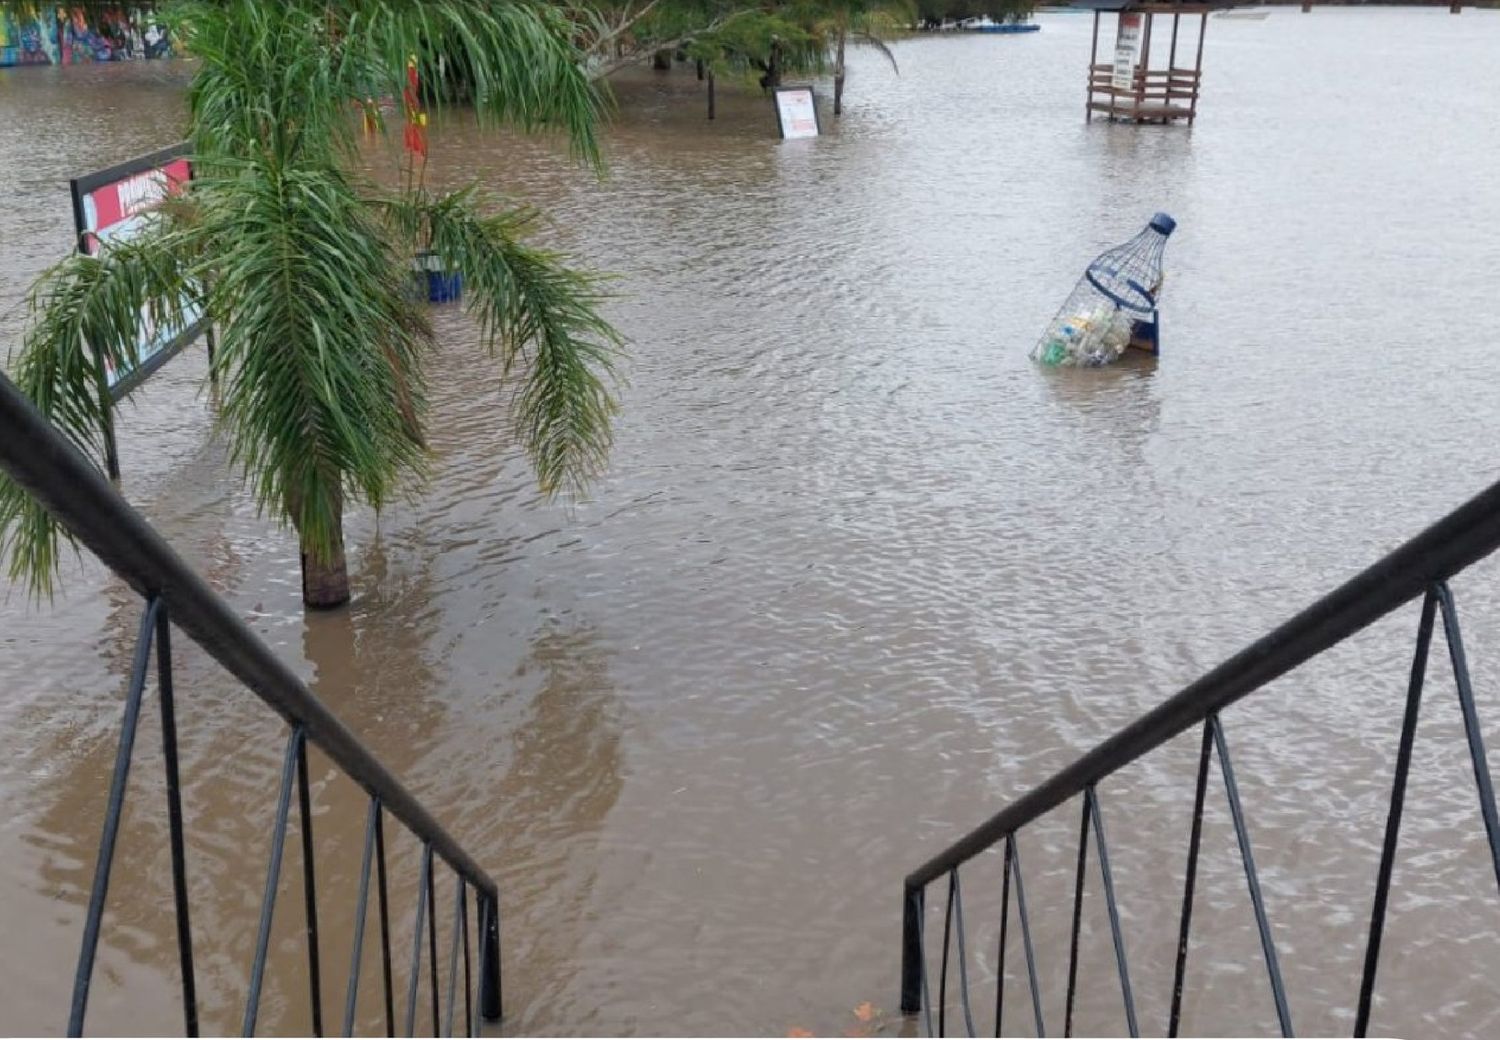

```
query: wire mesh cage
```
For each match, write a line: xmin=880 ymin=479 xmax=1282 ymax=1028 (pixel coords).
xmin=1031 ymin=212 xmax=1177 ymax=367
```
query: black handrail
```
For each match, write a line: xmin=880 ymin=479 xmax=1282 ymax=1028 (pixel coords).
xmin=0 ymin=370 xmax=503 ymax=1035
xmin=900 ymin=473 xmax=1500 ymax=1036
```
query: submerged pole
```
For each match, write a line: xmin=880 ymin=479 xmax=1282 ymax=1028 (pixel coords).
xmin=1087 ymin=10 xmax=1100 ymax=121
xmin=1139 ymin=12 xmax=1154 ymax=119
xmin=1191 ymin=13 xmax=1207 ymax=125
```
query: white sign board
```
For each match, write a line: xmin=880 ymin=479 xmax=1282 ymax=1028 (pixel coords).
xmin=1112 ymin=13 xmax=1142 ymax=92
xmin=774 ymin=87 xmax=819 ymax=140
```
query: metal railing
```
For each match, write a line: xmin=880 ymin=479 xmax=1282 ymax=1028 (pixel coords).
xmin=0 ymin=370 xmax=503 ymax=1036
xmin=899 ymin=475 xmax=1500 ymax=1037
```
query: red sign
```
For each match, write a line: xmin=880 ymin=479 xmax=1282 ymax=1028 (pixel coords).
xmin=77 ymin=157 xmax=191 ymax=256
xmin=71 ymin=147 xmax=203 ymax=399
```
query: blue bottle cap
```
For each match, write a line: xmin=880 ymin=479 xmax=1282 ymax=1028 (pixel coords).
xmin=1149 ymin=212 xmax=1177 ymax=236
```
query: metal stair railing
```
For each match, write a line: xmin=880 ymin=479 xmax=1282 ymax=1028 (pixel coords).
xmin=0 ymin=371 xmax=503 ymax=1036
xmin=899 ymin=474 xmax=1500 ymax=1038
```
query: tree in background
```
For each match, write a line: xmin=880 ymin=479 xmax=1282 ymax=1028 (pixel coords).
xmin=580 ymin=0 xmax=910 ymax=117
xmin=805 ymin=0 xmax=912 ymax=115
xmin=0 ymin=0 xmax=622 ymax=609
xmin=683 ymin=7 xmax=822 ymax=92
xmin=580 ymin=0 xmax=815 ymax=85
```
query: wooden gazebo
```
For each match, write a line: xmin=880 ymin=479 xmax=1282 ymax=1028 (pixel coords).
xmin=1077 ymin=1 xmax=1237 ymax=125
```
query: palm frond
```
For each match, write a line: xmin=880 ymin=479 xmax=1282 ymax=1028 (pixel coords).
xmin=3 ymin=0 xmax=617 ymax=604
xmin=852 ymin=30 xmax=900 ymax=74
xmin=0 ymin=230 xmax=197 ymax=598
xmin=167 ymin=0 xmax=607 ymax=166
xmin=357 ymin=0 xmax=608 ymax=163
xmin=374 ymin=188 xmax=621 ymax=498
xmin=196 ymin=154 xmax=430 ymax=562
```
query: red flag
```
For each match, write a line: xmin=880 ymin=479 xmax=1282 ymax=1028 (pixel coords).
xmin=402 ymin=57 xmax=427 ymax=158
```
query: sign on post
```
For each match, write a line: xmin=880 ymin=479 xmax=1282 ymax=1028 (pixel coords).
xmin=69 ymin=144 xmax=205 ymax=401
xmin=1112 ymin=13 xmax=1143 ymax=92
xmin=69 ymin=143 xmax=208 ymax=477
xmin=773 ymin=86 xmax=820 ymax=140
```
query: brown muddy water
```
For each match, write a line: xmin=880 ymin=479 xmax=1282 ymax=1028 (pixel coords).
xmin=4 ymin=8 xmax=1500 ymax=1037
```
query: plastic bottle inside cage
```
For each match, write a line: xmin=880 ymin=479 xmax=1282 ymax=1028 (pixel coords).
xmin=1032 ymin=213 xmax=1176 ymax=367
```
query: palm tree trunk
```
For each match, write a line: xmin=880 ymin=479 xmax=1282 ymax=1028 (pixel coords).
xmin=294 ymin=489 xmax=351 ymax=609
xmin=834 ymin=31 xmax=847 ymax=116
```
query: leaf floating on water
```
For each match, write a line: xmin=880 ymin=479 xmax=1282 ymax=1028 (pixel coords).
xmin=787 ymin=1028 xmax=815 ymax=1037
xmin=853 ymin=1002 xmax=875 ymax=1023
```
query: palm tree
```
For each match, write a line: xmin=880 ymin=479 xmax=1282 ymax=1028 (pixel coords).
xmin=0 ymin=0 xmax=622 ymax=609
xmin=813 ymin=0 xmax=911 ymax=116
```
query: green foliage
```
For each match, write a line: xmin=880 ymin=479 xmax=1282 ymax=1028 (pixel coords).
xmin=0 ymin=231 xmax=195 ymax=597
xmin=683 ymin=10 xmax=825 ymax=84
xmin=377 ymin=188 xmax=620 ymax=497
xmin=578 ymin=0 xmax=913 ymax=95
xmin=1 ymin=0 xmax=623 ymax=601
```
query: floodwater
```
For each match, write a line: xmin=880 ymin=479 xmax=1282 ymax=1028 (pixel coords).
xmin=4 ymin=7 xmax=1500 ymax=1037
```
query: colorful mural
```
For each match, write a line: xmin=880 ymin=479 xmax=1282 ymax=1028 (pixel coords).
xmin=0 ymin=7 xmax=175 ymax=68
xmin=0 ymin=10 xmax=59 ymax=66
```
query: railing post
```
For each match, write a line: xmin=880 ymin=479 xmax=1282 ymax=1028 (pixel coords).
xmin=900 ymin=883 xmax=923 ymax=1014
xmin=480 ymin=893 xmax=503 ymax=1021
xmin=67 ymin=597 xmax=160 ymax=1037
xmin=156 ymin=604 xmax=199 ymax=1037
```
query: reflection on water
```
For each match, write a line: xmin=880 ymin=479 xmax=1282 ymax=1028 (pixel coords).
xmin=490 ymin=627 xmax=624 ymax=1035
xmin=5 ymin=8 xmax=1500 ymax=1037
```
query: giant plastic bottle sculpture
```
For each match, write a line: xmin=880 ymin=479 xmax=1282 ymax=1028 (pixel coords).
xmin=1031 ymin=212 xmax=1176 ymax=367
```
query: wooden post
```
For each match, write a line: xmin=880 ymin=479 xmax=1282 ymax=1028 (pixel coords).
xmin=1191 ymin=12 xmax=1207 ymax=125
xmin=1088 ymin=10 xmax=1100 ymax=121
xmin=1451 ymin=2 xmax=1462 ymax=11
xmin=707 ymin=71 xmax=715 ymax=120
xmin=1301 ymin=2 xmax=1311 ymax=11
xmin=1169 ymin=12 xmax=1180 ymax=72
xmin=1138 ymin=12 xmax=1153 ymax=122
xmin=696 ymin=59 xmax=705 ymax=81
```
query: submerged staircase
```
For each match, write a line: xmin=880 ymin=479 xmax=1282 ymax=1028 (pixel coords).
xmin=0 ymin=371 xmax=503 ymax=1036
xmin=899 ymin=472 xmax=1500 ymax=1036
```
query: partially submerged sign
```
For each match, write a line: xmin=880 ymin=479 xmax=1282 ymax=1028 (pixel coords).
xmin=69 ymin=143 xmax=205 ymax=402
xmin=69 ymin=143 xmax=209 ymax=477
xmin=773 ymin=86 xmax=820 ymax=140
xmin=1111 ymin=13 xmax=1142 ymax=91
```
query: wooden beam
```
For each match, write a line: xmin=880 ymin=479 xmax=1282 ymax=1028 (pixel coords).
xmin=1139 ymin=10 xmax=1153 ymax=114
xmin=1191 ymin=11 xmax=1207 ymax=124
xmin=1126 ymin=2 xmax=1233 ymax=13
xmin=1089 ymin=9 xmax=1101 ymax=122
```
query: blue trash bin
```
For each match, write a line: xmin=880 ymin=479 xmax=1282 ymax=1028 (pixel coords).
xmin=414 ymin=252 xmax=463 ymax=304
xmin=426 ymin=269 xmax=463 ymax=303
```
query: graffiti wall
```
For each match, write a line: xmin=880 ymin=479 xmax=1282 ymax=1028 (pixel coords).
xmin=0 ymin=7 xmax=175 ymax=68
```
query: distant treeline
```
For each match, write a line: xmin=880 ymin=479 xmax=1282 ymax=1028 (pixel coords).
xmin=914 ymin=0 xmax=1034 ymax=25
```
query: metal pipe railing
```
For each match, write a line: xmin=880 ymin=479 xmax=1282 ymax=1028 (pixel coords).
xmin=901 ymin=472 xmax=1500 ymax=1033
xmin=0 ymin=372 xmax=496 ymax=902
xmin=905 ymin=475 xmax=1500 ymax=892
xmin=0 ymin=370 xmax=503 ymax=1033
